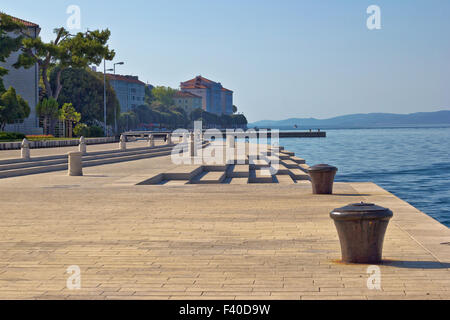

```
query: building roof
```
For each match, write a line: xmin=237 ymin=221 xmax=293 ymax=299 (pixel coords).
xmin=180 ymin=84 xmax=208 ymax=89
xmin=175 ymin=91 xmax=202 ymax=99
xmin=181 ymin=75 xmax=233 ymax=93
xmin=0 ymin=12 xmax=39 ymax=28
xmin=181 ymin=75 xmax=217 ymax=87
xmin=107 ymin=74 xmax=146 ymax=86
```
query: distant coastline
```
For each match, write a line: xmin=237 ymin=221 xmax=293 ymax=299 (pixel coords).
xmin=249 ymin=110 xmax=450 ymax=129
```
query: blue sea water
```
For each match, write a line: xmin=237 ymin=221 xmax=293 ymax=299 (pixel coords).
xmin=279 ymin=127 xmax=450 ymax=227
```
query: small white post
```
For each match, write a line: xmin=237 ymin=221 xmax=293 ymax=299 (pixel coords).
xmin=167 ymin=133 xmax=172 ymax=145
xmin=148 ymin=134 xmax=155 ymax=148
xmin=21 ymin=138 xmax=30 ymax=160
xmin=119 ymin=135 xmax=127 ymax=150
xmin=190 ymin=133 xmax=196 ymax=157
xmin=68 ymin=152 xmax=83 ymax=176
xmin=79 ymin=136 xmax=87 ymax=155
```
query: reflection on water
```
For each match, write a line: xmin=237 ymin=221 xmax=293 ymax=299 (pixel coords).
xmin=280 ymin=127 xmax=450 ymax=227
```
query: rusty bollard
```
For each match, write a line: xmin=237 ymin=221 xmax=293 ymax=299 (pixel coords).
xmin=330 ymin=202 xmax=393 ymax=264
xmin=308 ymin=164 xmax=338 ymax=194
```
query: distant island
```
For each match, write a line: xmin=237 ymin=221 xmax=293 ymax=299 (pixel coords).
xmin=249 ymin=110 xmax=450 ymax=129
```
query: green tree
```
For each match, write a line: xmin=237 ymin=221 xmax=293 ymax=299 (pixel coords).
xmin=0 ymin=87 xmax=30 ymax=130
xmin=152 ymin=86 xmax=176 ymax=107
xmin=12 ymin=26 xmax=115 ymax=100
xmin=144 ymin=86 xmax=154 ymax=105
xmin=50 ymin=67 xmax=119 ymax=125
xmin=36 ymin=98 xmax=59 ymax=135
xmin=232 ymin=105 xmax=238 ymax=114
xmin=59 ymin=103 xmax=81 ymax=138
xmin=119 ymin=112 xmax=138 ymax=132
xmin=0 ymin=14 xmax=25 ymax=92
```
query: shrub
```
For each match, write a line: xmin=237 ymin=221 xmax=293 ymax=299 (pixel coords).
xmin=26 ymin=135 xmax=54 ymax=139
xmin=73 ymin=123 xmax=89 ymax=137
xmin=88 ymin=125 xmax=104 ymax=137
xmin=73 ymin=123 xmax=104 ymax=137
xmin=0 ymin=132 xmax=26 ymax=141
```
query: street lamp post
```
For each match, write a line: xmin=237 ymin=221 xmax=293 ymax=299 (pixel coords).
xmin=103 ymin=60 xmax=107 ymax=136
xmin=113 ymin=62 xmax=124 ymax=134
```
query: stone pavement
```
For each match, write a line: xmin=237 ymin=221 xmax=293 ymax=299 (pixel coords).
xmin=0 ymin=139 xmax=168 ymax=161
xmin=0 ymin=151 xmax=449 ymax=300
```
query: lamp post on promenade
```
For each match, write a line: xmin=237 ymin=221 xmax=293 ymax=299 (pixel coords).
xmin=103 ymin=59 xmax=107 ymax=136
xmin=113 ymin=62 xmax=125 ymax=134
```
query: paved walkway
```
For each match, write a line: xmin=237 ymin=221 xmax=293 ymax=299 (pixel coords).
xmin=0 ymin=153 xmax=448 ymax=300
xmin=0 ymin=139 xmax=169 ymax=161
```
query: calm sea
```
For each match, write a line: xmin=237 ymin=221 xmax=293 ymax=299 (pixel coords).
xmin=279 ymin=127 xmax=450 ymax=227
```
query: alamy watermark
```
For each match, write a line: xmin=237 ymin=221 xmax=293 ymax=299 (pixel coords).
xmin=367 ymin=5 xmax=381 ymax=30
xmin=367 ymin=265 xmax=382 ymax=290
xmin=170 ymin=121 xmax=280 ymax=176
xmin=66 ymin=5 xmax=81 ymax=30
xmin=66 ymin=265 xmax=81 ymax=290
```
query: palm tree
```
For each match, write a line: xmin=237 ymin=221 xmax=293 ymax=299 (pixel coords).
xmin=36 ymin=98 xmax=59 ymax=135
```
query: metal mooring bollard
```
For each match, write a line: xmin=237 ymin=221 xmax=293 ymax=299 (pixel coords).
xmin=148 ymin=134 xmax=155 ymax=147
xmin=330 ymin=202 xmax=393 ymax=264
xmin=68 ymin=152 xmax=83 ymax=176
xmin=308 ymin=164 xmax=338 ymax=194
xmin=119 ymin=135 xmax=127 ymax=150
xmin=167 ymin=133 xmax=172 ymax=145
xmin=79 ymin=136 xmax=87 ymax=155
xmin=21 ymin=138 xmax=30 ymax=160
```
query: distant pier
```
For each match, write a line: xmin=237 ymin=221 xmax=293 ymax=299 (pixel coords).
xmin=126 ymin=130 xmax=326 ymax=139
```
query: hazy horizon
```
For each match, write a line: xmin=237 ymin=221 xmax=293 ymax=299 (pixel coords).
xmin=2 ymin=0 xmax=449 ymax=122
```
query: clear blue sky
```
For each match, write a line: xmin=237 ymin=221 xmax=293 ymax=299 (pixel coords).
xmin=2 ymin=0 xmax=450 ymax=122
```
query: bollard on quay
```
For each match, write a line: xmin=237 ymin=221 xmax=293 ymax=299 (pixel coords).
xmin=330 ymin=202 xmax=393 ymax=264
xmin=21 ymin=138 xmax=30 ymax=160
xmin=79 ymin=136 xmax=87 ymax=155
xmin=190 ymin=133 xmax=196 ymax=157
xmin=148 ymin=134 xmax=155 ymax=147
xmin=68 ymin=152 xmax=83 ymax=176
xmin=167 ymin=133 xmax=172 ymax=145
xmin=308 ymin=164 xmax=338 ymax=194
xmin=119 ymin=135 xmax=127 ymax=150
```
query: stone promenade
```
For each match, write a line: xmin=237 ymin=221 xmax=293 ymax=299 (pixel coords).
xmin=0 ymin=146 xmax=449 ymax=300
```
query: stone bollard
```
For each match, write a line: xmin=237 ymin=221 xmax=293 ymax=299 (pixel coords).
xmin=148 ymin=134 xmax=155 ymax=147
xmin=167 ymin=133 xmax=172 ymax=145
xmin=119 ymin=135 xmax=127 ymax=150
xmin=21 ymin=138 xmax=30 ymax=160
xmin=79 ymin=136 xmax=87 ymax=155
xmin=68 ymin=152 xmax=83 ymax=176
xmin=190 ymin=133 xmax=196 ymax=157
xmin=330 ymin=202 xmax=393 ymax=264
xmin=308 ymin=164 xmax=338 ymax=194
